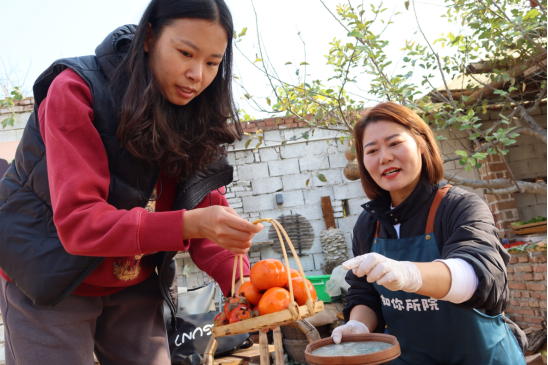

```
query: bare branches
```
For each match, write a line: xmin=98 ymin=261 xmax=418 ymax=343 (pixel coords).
xmin=443 ymin=172 xmax=547 ymax=195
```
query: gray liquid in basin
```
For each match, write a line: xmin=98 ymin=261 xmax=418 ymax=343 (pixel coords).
xmin=311 ymin=341 xmax=392 ymax=356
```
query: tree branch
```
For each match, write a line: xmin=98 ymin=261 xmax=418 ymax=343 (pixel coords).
xmin=443 ymin=172 xmax=547 ymax=195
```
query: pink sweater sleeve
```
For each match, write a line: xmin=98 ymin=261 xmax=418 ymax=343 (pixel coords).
xmin=40 ymin=68 xmax=185 ymax=257
xmin=189 ymin=188 xmax=251 ymax=296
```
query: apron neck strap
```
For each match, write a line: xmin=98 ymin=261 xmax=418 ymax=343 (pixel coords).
xmin=425 ymin=184 xmax=452 ymax=234
xmin=373 ymin=184 xmax=452 ymax=238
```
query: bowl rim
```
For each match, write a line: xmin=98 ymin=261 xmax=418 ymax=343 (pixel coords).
xmin=304 ymin=333 xmax=401 ymax=365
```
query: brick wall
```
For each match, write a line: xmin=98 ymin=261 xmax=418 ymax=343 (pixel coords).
xmin=506 ymin=251 xmax=547 ymax=329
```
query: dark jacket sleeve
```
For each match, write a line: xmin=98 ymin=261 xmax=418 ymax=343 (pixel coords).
xmin=435 ymin=187 xmax=510 ymax=315
xmin=342 ymin=213 xmax=386 ymax=333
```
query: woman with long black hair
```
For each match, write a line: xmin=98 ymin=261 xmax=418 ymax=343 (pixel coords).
xmin=0 ymin=1 xmax=261 ymax=364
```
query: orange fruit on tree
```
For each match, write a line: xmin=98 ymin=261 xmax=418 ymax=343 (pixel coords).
xmin=289 ymin=277 xmax=317 ymax=306
xmin=258 ymin=287 xmax=291 ymax=316
xmin=239 ymin=281 xmax=264 ymax=306
xmin=289 ymin=268 xmax=301 ymax=279
xmin=250 ymin=259 xmax=288 ymax=291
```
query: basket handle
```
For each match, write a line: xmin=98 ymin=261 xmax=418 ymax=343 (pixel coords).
xmin=230 ymin=253 xmax=245 ymax=297
xmin=252 ymin=218 xmax=316 ymax=318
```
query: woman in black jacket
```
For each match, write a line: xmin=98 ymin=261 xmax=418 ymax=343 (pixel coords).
xmin=332 ymin=102 xmax=526 ymax=365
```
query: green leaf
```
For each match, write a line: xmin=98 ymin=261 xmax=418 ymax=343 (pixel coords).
xmin=306 ymin=178 xmax=310 ymax=187
xmin=266 ymin=97 xmax=271 ymax=106
xmin=459 ymin=159 xmax=467 ymax=166
xmin=238 ymin=28 xmax=248 ymax=37
xmin=245 ymin=139 xmax=252 ymax=149
xmin=302 ymin=131 xmax=310 ymax=140
xmin=315 ymin=173 xmax=327 ymax=182
xmin=233 ymin=30 xmax=237 ymax=39
xmin=254 ymin=142 xmax=262 ymax=152
xmin=300 ymin=62 xmax=309 ymax=66
xmin=404 ymin=0 xmax=409 ymax=10
xmin=475 ymin=163 xmax=482 ymax=169
xmin=254 ymin=58 xmax=263 ymax=63
xmin=502 ymin=73 xmax=510 ymax=82
xmin=465 ymin=165 xmax=471 ymax=172
xmin=347 ymin=30 xmax=364 ymax=39
xmin=285 ymin=62 xmax=292 ymax=65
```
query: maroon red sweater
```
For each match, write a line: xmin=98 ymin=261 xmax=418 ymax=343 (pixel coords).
xmin=0 ymin=69 xmax=249 ymax=296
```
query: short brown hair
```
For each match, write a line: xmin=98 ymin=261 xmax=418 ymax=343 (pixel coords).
xmin=353 ymin=102 xmax=443 ymax=199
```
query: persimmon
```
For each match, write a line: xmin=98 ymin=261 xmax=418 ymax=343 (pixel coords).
xmin=258 ymin=287 xmax=291 ymax=316
xmin=250 ymin=259 xmax=288 ymax=291
xmin=239 ymin=281 xmax=264 ymax=306
xmin=214 ymin=311 xmax=229 ymax=326
xmin=290 ymin=268 xmax=302 ymax=279
xmin=224 ymin=295 xmax=248 ymax=317
xmin=290 ymin=277 xmax=317 ymax=306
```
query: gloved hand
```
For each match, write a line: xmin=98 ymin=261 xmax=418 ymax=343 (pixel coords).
xmin=342 ymin=253 xmax=422 ymax=293
xmin=332 ymin=320 xmax=369 ymax=344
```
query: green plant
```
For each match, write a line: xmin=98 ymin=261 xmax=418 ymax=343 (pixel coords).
xmin=0 ymin=86 xmax=25 ymax=129
xmin=234 ymin=0 xmax=547 ymax=195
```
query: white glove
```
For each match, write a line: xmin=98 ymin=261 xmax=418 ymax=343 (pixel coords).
xmin=332 ymin=320 xmax=369 ymax=344
xmin=342 ymin=253 xmax=422 ymax=293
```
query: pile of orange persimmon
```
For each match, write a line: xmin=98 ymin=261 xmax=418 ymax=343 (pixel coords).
xmin=214 ymin=259 xmax=317 ymax=326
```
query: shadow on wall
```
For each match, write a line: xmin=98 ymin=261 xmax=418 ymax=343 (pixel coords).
xmin=0 ymin=159 xmax=9 ymax=177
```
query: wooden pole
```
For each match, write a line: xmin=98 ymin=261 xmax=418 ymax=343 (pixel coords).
xmin=321 ymin=196 xmax=336 ymax=229
xmin=259 ymin=331 xmax=270 ymax=365
xmin=203 ymin=337 xmax=218 ymax=365
xmin=273 ymin=327 xmax=284 ymax=365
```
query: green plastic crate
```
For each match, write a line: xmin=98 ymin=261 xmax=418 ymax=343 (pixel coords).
xmin=306 ymin=275 xmax=332 ymax=303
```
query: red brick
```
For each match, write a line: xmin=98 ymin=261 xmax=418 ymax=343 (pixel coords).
xmin=509 ymin=283 xmax=527 ymax=290
xmin=507 ymin=266 xmax=514 ymax=273
xmin=505 ymin=307 xmax=516 ymax=314
xmin=526 ymin=283 xmax=546 ymax=291
xmin=534 ymin=273 xmax=544 ymax=281
xmin=524 ymin=316 xmax=534 ymax=323
xmin=542 ymin=255 xmax=547 ymax=263
xmin=264 ymin=118 xmax=277 ymax=126
xmin=522 ymin=291 xmax=531 ymax=298
xmin=518 ymin=256 xmax=530 ymax=263
xmin=519 ymin=300 xmax=530 ymax=307
xmin=262 ymin=125 xmax=278 ymax=131
xmin=533 ymin=264 xmax=546 ymax=273
xmin=297 ymin=122 xmax=308 ymax=127
xmin=533 ymin=317 xmax=543 ymax=324
xmin=523 ymin=273 xmax=534 ymax=281
xmin=486 ymin=195 xmax=497 ymax=203
xmin=541 ymin=301 xmax=547 ymax=309
xmin=255 ymin=121 xmax=265 ymax=127
xmin=515 ymin=265 xmax=533 ymax=272
xmin=510 ymin=300 xmax=520 ymax=306
xmin=531 ymin=292 xmax=541 ymax=299
xmin=505 ymin=210 xmax=515 ymax=219
xmin=244 ymin=127 xmax=258 ymax=133
xmin=489 ymin=163 xmax=508 ymax=172
xmin=513 ymin=315 xmax=524 ymax=322
xmin=530 ymin=255 xmax=541 ymax=263
xmin=541 ymin=294 xmax=547 ymax=300
xmin=509 ymin=257 xmax=518 ymax=264
xmin=517 ymin=309 xmax=535 ymax=315
xmin=534 ymin=310 xmax=547 ymax=317
xmin=513 ymin=291 xmax=522 ymax=298
xmin=529 ymin=300 xmax=540 ymax=307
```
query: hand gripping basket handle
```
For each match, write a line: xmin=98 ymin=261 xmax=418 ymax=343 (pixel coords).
xmin=229 ymin=218 xmax=316 ymax=320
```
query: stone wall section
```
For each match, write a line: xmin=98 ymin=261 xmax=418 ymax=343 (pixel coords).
xmin=506 ymin=251 xmax=547 ymax=329
xmin=0 ymin=97 xmax=34 ymax=144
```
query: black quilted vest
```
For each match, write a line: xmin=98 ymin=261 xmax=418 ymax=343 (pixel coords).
xmin=0 ymin=25 xmax=234 ymax=317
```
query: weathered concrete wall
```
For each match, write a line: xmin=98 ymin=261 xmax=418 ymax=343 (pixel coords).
xmin=0 ymin=97 xmax=33 ymax=162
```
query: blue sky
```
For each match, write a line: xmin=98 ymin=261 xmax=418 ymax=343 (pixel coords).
xmin=1 ymin=0 xmax=457 ymax=117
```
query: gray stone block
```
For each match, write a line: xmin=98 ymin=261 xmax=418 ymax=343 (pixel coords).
xmin=227 ymin=197 xmax=242 ymax=205
xmin=252 ymin=177 xmax=283 ymax=195
xmin=235 ymin=150 xmax=255 ymax=165
xmin=227 ymin=152 xmax=236 ymax=166
xmin=252 ymin=225 xmax=270 ymax=243
xmin=537 ymin=194 xmax=547 ymax=204
xmin=347 ymin=197 xmax=370 ymax=216
xmin=259 ymin=147 xmax=280 ymax=162
xmin=276 ymin=190 xmax=305 ymax=208
xmin=269 ymin=159 xmax=300 ymax=176
xmin=514 ymin=192 xmax=538 ymax=208
xmin=299 ymin=155 xmax=330 ymax=172
xmin=236 ymin=191 xmax=254 ymax=198
xmin=313 ymin=169 xmax=343 ymax=187
xmin=291 ymin=204 xmax=325 ymax=221
xmin=282 ymin=173 xmax=312 ymax=191
xmin=263 ymin=130 xmax=283 ymax=143
xmin=287 ymin=255 xmax=315 ymax=272
xmin=313 ymin=253 xmax=326 ymax=271
xmin=304 ymin=270 xmax=325 ymax=276
xmin=279 ymin=143 xmax=307 ymax=159
xmin=260 ymin=208 xmax=292 ymax=220
xmin=258 ymin=245 xmax=282 ymax=260
xmin=337 ymin=215 xmax=360 ymax=235
xmin=508 ymin=145 xmax=536 ymax=162
xmin=334 ymin=212 xmax=344 ymax=218
xmin=238 ymin=163 xmax=269 ymax=181
xmin=328 ymin=153 xmax=349 ymax=169
xmin=333 ymin=182 xmax=366 ymax=200
xmin=243 ymin=194 xmax=274 ymax=213
xmin=303 ymin=186 xmax=334 ymax=205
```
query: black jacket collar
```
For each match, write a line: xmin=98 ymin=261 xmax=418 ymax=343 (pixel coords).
xmin=362 ymin=176 xmax=438 ymax=227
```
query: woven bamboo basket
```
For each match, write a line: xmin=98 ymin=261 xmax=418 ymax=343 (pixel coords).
xmin=204 ymin=218 xmax=325 ymax=365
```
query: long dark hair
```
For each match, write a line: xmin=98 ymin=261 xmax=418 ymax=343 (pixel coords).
xmin=109 ymin=0 xmax=242 ymax=179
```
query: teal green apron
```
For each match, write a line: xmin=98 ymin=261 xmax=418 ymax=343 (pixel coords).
xmin=371 ymin=186 xmax=525 ymax=365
